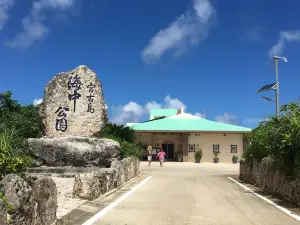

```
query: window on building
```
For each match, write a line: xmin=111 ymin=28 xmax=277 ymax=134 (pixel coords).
xmin=213 ymin=144 xmax=220 ymax=153
xmin=189 ymin=144 xmax=195 ymax=152
xmin=231 ymin=145 xmax=237 ymax=153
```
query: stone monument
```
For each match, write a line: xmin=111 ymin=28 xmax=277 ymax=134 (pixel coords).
xmin=40 ymin=65 xmax=108 ymax=137
xmin=28 ymin=65 xmax=120 ymax=168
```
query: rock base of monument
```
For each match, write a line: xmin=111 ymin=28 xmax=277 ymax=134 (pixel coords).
xmin=24 ymin=135 xmax=140 ymax=217
xmin=26 ymin=166 xmax=107 ymax=178
xmin=28 ymin=136 xmax=120 ymax=167
xmin=73 ymin=157 xmax=140 ymax=200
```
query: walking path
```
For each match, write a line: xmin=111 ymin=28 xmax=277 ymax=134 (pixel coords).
xmin=60 ymin=162 xmax=300 ymax=225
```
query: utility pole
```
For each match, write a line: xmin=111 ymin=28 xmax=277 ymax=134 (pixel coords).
xmin=275 ymin=58 xmax=279 ymax=117
xmin=273 ymin=55 xmax=288 ymax=117
xmin=257 ymin=56 xmax=287 ymax=117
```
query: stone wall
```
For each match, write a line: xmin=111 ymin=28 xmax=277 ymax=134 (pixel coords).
xmin=0 ymin=157 xmax=140 ymax=224
xmin=240 ymin=157 xmax=300 ymax=205
xmin=73 ymin=157 xmax=140 ymax=200
xmin=0 ymin=174 xmax=57 ymax=225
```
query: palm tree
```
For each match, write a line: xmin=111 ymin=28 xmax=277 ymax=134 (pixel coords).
xmin=101 ymin=122 xmax=136 ymax=143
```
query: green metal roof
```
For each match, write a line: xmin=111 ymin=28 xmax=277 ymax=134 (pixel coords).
xmin=131 ymin=116 xmax=251 ymax=132
xmin=150 ymin=109 xmax=178 ymax=117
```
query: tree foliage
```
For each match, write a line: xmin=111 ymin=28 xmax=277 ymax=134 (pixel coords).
xmin=0 ymin=91 xmax=42 ymax=179
xmin=101 ymin=122 xmax=136 ymax=143
xmin=0 ymin=91 xmax=42 ymax=143
xmin=244 ymin=101 xmax=300 ymax=176
xmin=101 ymin=122 xmax=145 ymax=159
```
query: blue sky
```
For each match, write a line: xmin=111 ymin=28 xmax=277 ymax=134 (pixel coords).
xmin=1 ymin=0 xmax=300 ymax=128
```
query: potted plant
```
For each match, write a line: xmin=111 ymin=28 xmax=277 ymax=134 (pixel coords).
xmin=232 ymin=155 xmax=238 ymax=164
xmin=194 ymin=149 xmax=202 ymax=163
xmin=213 ymin=150 xmax=220 ymax=163
xmin=176 ymin=150 xmax=183 ymax=162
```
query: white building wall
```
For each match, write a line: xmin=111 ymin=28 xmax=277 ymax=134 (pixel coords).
xmin=187 ymin=133 xmax=244 ymax=163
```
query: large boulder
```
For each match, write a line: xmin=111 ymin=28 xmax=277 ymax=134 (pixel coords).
xmin=0 ymin=200 xmax=7 ymax=225
xmin=0 ymin=174 xmax=33 ymax=225
xmin=40 ymin=65 xmax=108 ymax=138
xmin=30 ymin=176 xmax=57 ymax=225
xmin=0 ymin=174 xmax=57 ymax=225
xmin=28 ymin=136 xmax=120 ymax=167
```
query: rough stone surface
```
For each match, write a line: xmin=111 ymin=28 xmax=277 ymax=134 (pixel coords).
xmin=30 ymin=176 xmax=57 ymax=225
xmin=0 ymin=200 xmax=7 ymax=225
xmin=0 ymin=174 xmax=33 ymax=225
xmin=40 ymin=65 xmax=108 ymax=138
xmin=240 ymin=157 xmax=300 ymax=205
xmin=0 ymin=174 xmax=57 ymax=225
xmin=73 ymin=157 xmax=140 ymax=200
xmin=28 ymin=136 xmax=120 ymax=167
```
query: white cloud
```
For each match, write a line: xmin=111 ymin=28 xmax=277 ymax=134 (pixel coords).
xmin=111 ymin=102 xmax=144 ymax=124
xmin=141 ymin=0 xmax=215 ymax=63
xmin=0 ymin=0 xmax=14 ymax=31
xmin=195 ymin=112 xmax=206 ymax=118
xmin=111 ymin=95 xmax=187 ymax=124
xmin=163 ymin=95 xmax=186 ymax=110
xmin=33 ymin=98 xmax=43 ymax=106
xmin=215 ymin=113 xmax=239 ymax=125
xmin=111 ymin=97 xmax=242 ymax=126
xmin=145 ymin=101 xmax=162 ymax=112
xmin=268 ymin=30 xmax=300 ymax=57
xmin=7 ymin=0 xmax=75 ymax=50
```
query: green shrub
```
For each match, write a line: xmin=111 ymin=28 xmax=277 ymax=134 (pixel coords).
xmin=213 ymin=150 xmax=220 ymax=158
xmin=243 ymin=101 xmax=300 ymax=176
xmin=100 ymin=123 xmax=146 ymax=159
xmin=0 ymin=129 xmax=32 ymax=179
xmin=194 ymin=149 xmax=202 ymax=160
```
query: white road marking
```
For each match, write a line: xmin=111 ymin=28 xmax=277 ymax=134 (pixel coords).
xmin=81 ymin=176 xmax=152 ymax=225
xmin=228 ymin=177 xmax=300 ymax=222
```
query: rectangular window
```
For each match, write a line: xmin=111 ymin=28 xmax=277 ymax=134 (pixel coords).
xmin=213 ymin=144 xmax=220 ymax=153
xmin=189 ymin=144 xmax=195 ymax=152
xmin=231 ymin=145 xmax=237 ymax=153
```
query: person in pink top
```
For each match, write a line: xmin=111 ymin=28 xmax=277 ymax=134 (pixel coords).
xmin=156 ymin=148 xmax=166 ymax=167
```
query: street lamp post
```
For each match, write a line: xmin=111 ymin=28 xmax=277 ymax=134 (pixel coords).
xmin=257 ymin=56 xmax=287 ymax=117
xmin=273 ymin=56 xmax=287 ymax=117
xmin=275 ymin=59 xmax=279 ymax=116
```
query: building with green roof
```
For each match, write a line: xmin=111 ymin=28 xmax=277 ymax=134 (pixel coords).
xmin=127 ymin=108 xmax=252 ymax=163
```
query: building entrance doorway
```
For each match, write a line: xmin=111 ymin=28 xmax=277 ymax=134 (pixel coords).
xmin=162 ymin=143 xmax=174 ymax=161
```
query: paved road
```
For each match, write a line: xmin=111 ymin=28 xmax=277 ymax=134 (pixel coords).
xmin=80 ymin=162 xmax=300 ymax=225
